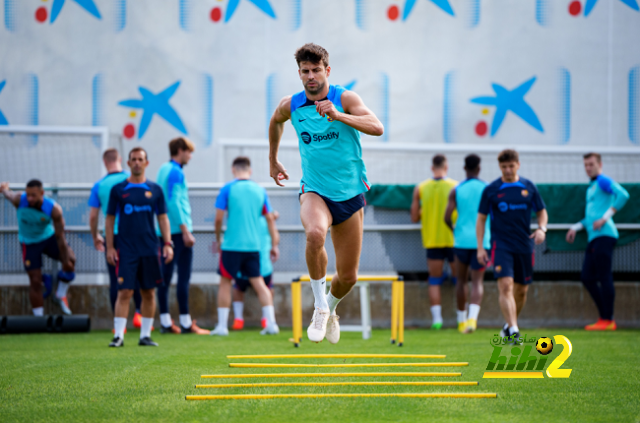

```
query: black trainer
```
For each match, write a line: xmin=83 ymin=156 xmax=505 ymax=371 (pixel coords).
xmin=109 ymin=337 xmax=124 ymax=348
xmin=510 ymin=331 xmax=522 ymax=345
xmin=160 ymin=326 xmax=174 ymax=334
xmin=181 ymin=325 xmax=192 ymax=334
xmin=138 ymin=337 xmax=158 ymax=346
xmin=499 ymin=323 xmax=509 ymax=337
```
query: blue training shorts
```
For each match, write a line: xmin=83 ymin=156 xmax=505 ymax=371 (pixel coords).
xmin=22 ymin=235 xmax=60 ymax=271
xmin=454 ymin=248 xmax=486 ymax=271
xmin=426 ymin=248 xmax=454 ymax=262
xmin=219 ymin=251 xmax=261 ymax=279
xmin=234 ymin=274 xmax=273 ymax=292
xmin=301 ymin=192 xmax=365 ymax=226
xmin=492 ymin=248 xmax=534 ymax=285
xmin=116 ymin=252 xmax=163 ymax=290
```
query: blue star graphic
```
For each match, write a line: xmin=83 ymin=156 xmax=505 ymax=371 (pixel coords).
xmin=402 ymin=0 xmax=455 ymax=20
xmin=118 ymin=81 xmax=188 ymax=140
xmin=225 ymin=0 xmax=276 ymax=22
xmin=0 ymin=80 xmax=7 ymax=125
xmin=585 ymin=0 xmax=639 ymax=16
xmin=50 ymin=0 xmax=102 ymax=23
xmin=470 ymin=77 xmax=544 ymax=137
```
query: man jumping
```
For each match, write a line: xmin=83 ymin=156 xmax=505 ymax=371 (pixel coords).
xmin=268 ymin=43 xmax=384 ymax=343
xmin=1 ymin=180 xmax=76 ymax=316
xmin=566 ymin=152 xmax=629 ymax=330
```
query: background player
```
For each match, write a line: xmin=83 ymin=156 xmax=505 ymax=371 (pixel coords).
xmin=106 ymin=147 xmax=174 ymax=347
xmin=1 ymin=180 xmax=76 ymax=316
xmin=566 ymin=152 xmax=629 ymax=331
xmin=232 ymin=210 xmax=280 ymax=330
xmin=477 ymin=149 xmax=547 ymax=343
xmin=156 ymin=137 xmax=208 ymax=335
xmin=268 ymin=43 xmax=384 ymax=344
xmin=211 ymin=157 xmax=280 ymax=336
xmin=411 ymin=154 xmax=457 ymax=330
xmin=88 ymin=148 xmax=144 ymax=330
xmin=444 ymin=154 xmax=490 ymax=333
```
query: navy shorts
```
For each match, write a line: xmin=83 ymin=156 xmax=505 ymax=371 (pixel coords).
xmin=454 ymin=248 xmax=486 ymax=271
xmin=234 ymin=274 xmax=273 ymax=292
xmin=426 ymin=248 xmax=454 ymax=262
xmin=301 ymin=192 xmax=365 ymax=226
xmin=492 ymin=248 xmax=534 ymax=285
xmin=219 ymin=251 xmax=261 ymax=279
xmin=22 ymin=235 xmax=60 ymax=271
xmin=116 ymin=252 xmax=163 ymax=290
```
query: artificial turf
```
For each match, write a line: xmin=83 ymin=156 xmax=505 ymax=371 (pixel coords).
xmin=0 ymin=328 xmax=638 ymax=422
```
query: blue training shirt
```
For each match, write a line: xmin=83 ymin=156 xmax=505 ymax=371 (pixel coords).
xmin=478 ymin=177 xmax=546 ymax=253
xmin=156 ymin=160 xmax=192 ymax=235
xmin=581 ymin=174 xmax=630 ymax=242
xmin=106 ymin=179 xmax=167 ymax=257
xmin=88 ymin=171 xmax=129 ymax=235
xmin=454 ymin=178 xmax=491 ymax=250
xmin=17 ymin=193 xmax=56 ymax=244
xmin=216 ymin=179 xmax=272 ymax=252
xmin=290 ymin=85 xmax=370 ymax=202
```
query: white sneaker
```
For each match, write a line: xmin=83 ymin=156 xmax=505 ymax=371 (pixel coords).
xmin=307 ymin=308 xmax=329 ymax=343
xmin=209 ymin=325 xmax=229 ymax=336
xmin=326 ymin=314 xmax=340 ymax=344
xmin=260 ymin=323 xmax=280 ymax=335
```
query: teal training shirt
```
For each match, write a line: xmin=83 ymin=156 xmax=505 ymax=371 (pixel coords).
xmin=454 ymin=178 xmax=491 ymax=250
xmin=88 ymin=171 xmax=129 ymax=235
xmin=215 ymin=179 xmax=273 ymax=252
xmin=156 ymin=160 xmax=192 ymax=235
xmin=17 ymin=193 xmax=56 ymax=244
xmin=258 ymin=216 xmax=273 ymax=276
xmin=581 ymin=174 xmax=630 ymax=242
xmin=290 ymin=85 xmax=370 ymax=202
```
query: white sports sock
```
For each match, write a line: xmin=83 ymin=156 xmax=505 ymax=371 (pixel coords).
xmin=262 ymin=305 xmax=276 ymax=326
xmin=326 ymin=292 xmax=342 ymax=315
xmin=56 ymin=281 xmax=69 ymax=299
xmin=160 ymin=313 xmax=172 ymax=328
xmin=233 ymin=302 xmax=244 ymax=321
xmin=509 ymin=325 xmax=520 ymax=335
xmin=114 ymin=317 xmax=127 ymax=339
xmin=179 ymin=314 xmax=192 ymax=329
xmin=430 ymin=305 xmax=443 ymax=324
xmin=310 ymin=276 xmax=329 ymax=311
xmin=468 ymin=304 xmax=481 ymax=320
xmin=33 ymin=307 xmax=44 ymax=316
xmin=217 ymin=307 xmax=230 ymax=329
xmin=140 ymin=317 xmax=153 ymax=339
xmin=456 ymin=310 xmax=467 ymax=324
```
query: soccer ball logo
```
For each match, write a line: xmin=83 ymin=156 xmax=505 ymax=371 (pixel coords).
xmin=536 ymin=337 xmax=553 ymax=355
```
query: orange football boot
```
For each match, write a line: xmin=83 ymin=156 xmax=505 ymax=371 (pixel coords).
xmin=231 ymin=319 xmax=244 ymax=330
xmin=585 ymin=318 xmax=612 ymax=331
xmin=261 ymin=318 xmax=267 ymax=329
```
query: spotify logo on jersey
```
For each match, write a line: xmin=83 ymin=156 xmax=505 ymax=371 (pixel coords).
xmin=301 ymin=132 xmax=312 ymax=144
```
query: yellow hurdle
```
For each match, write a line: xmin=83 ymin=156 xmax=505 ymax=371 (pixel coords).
xmin=226 ymin=354 xmax=446 ymax=359
xmin=390 ymin=281 xmax=398 ymax=344
xmin=195 ymin=381 xmax=479 ymax=389
xmin=398 ymin=280 xmax=405 ymax=346
xmin=200 ymin=372 xmax=462 ymax=379
xmin=186 ymin=393 xmax=497 ymax=400
xmin=229 ymin=363 xmax=469 ymax=368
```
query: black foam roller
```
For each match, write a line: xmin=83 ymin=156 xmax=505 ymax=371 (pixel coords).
xmin=52 ymin=315 xmax=91 ymax=333
xmin=3 ymin=316 xmax=51 ymax=334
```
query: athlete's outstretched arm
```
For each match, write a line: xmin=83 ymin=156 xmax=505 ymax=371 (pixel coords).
xmin=0 ymin=182 xmax=21 ymax=208
xmin=265 ymin=212 xmax=280 ymax=262
xmin=51 ymin=204 xmax=75 ymax=270
xmin=476 ymin=213 xmax=489 ymax=265
xmin=268 ymin=96 xmax=292 ymax=187
xmin=444 ymin=189 xmax=457 ymax=231
xmin=410 ymin=185 xmax=421 ymax=223
xmin=315 ymin=91 xmax=384 ymax=136
xmin=157 ymin=213 xmax=174 ymax=264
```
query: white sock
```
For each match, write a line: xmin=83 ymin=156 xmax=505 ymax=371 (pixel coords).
xmin=114 ymin=317 xmax=127 ymax=339
xmin=140 ymin=317 xmax=153 ymax=339
xmin=56 ymin=281 xmax=69 ymax=298
xmin=431 ymin=305 xmax=443 ymax=324
xmin=326 ymin=292 xmax=342 ymax=315
xmin=468 ymin=304 xmax=481 ymax=320
xmin=262 ymin=305 xmax=276 ymax=326
xmin=509 ymin=325 xmax=520 ymax=335
xmin=310 ymin=276 xmax=329 ymax=311
xmin=233 ymin=302 xmax=244 ymax=321
xmin=217 ymin=307 xmax=230 ymax=329
xmin=160 ymin=313 xmax=172 ymax=328
xmin=33 ymin=307 xmax=44 ymax=316
xmin=456 ymin=309 xmax=467 ymax=324
xmin=179 ymin=314 xmax=192 ymax=329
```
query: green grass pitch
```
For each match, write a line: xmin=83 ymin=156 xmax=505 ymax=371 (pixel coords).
xmin=1 ymin=328 xmax=638 ymax=422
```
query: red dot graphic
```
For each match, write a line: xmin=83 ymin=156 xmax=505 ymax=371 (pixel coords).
xmin=569 ymin=1 xmax=581 ymax=16
xmin=387 ymin=5 xmax=399 ymax=21
xmin=475 ymin=121 xmax=488 ymax=136
xmin=123 ymin=124 xmax=135 ymax=139
xmin=210 ymin=7 xmax=222 ymax=22
xmin=35 ymin=7 xmax=48 ymax=23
